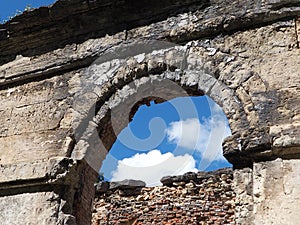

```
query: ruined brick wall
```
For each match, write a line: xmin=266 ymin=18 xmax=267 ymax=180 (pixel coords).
xmin=92 ymin=169 xmax=235 ymax=225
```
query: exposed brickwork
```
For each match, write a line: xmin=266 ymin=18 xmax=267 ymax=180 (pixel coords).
xmin=92 ymin=169 xmax=235 ymax=225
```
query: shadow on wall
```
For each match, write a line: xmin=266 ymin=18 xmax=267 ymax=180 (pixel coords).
xmin=0 ymin=0 xmax=210 ymax=65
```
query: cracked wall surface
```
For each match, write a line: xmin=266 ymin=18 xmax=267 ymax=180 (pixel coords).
xmin=0 ymin=0 xmax=299 ymax=224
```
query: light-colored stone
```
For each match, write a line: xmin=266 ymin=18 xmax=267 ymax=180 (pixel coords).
xmin=0 ymin=192 xmax=75 ymax=225
xmin=234 ymin=159 xmax=300 ymax=225
xmin=253 ymin=159 xmax=300 ymax=225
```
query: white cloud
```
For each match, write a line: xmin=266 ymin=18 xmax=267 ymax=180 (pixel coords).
xmin=166 ymin=103 xmax=231 ymax=170
xmin=166 ymin=118 xmax=202 ymax=150
xmin=108 ymin=98 xmax=231 ymax=186
xmin=111 ymin=150 xmax=197 ymax=186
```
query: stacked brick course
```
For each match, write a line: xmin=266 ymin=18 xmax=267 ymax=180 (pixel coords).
xmin=92 ymin=168 xmax=235 ymax=225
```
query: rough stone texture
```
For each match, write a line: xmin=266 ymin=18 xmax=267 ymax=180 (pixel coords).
xmin=109 ymin=179 xmax=146 ymax=190
xmin=92 ymin=169 xmax=235 ymax=225
xmin=0 ymin=73 xmax=74 ymax=166
xmin=0 ymin=0 xmax=299 ymax=224
xmin=0 ymin=192 xmax=76 ymax=225
xmin=253 ymin=159 xmax=300 ymax=225
xmin=234 ymin=159 xmax=300 ymax=225
xmin=95 ymin=180 xmax=146 ymax=196
xmin=233 ymin=168 xmax=254 ymax=225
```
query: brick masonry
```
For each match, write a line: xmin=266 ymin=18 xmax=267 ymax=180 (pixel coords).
xmin=92 ymin=168 xmax=235 ymax=225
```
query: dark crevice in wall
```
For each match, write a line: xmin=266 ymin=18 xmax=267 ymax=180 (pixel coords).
xmin=0 ymin=181 xmax=67 ymax=197
xmin=0 ymin=56 xmax=96 ymax=90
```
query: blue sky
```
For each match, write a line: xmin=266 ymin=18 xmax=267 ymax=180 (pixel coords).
xmin=101 ymin=96 xmax=232 ymax=186
xmin=0 ymin=0 xmax=56 ymax=23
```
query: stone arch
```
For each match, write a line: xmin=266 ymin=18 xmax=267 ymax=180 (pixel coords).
xmin=56 ymin=36 xmax=300 ymax=224
xmin=70 ymin=42 xmax=251 ymax=174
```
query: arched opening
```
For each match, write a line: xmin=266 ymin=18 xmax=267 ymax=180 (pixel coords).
xmin=71 ymin=72 xmax=242 ymax=224
xmin=91 ymin=95 xmax=235 ymax=225
xmin=72 ymin=72 xmax=245 ymax=175
xmin=70 ymin=41 xmax=248 ymax=225
xmin=100 ymin=95 xmax=232 ymax=187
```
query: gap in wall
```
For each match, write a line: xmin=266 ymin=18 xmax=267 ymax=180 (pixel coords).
xmin=99 ymin=95 xmax=232 ymax=187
